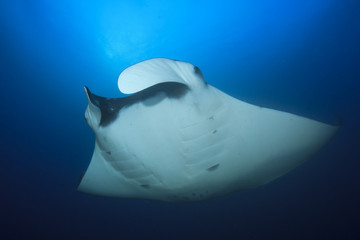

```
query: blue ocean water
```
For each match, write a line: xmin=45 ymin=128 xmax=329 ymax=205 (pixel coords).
xmin=0 ymin=0 xmax=359 ymax=239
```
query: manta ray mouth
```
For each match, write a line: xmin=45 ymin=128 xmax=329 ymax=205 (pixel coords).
xmin=85 ymin=82 xmax=189 ymax=127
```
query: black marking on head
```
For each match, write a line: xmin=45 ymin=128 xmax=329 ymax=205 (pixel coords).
xmin=208 ymin=116 xmax=214 ymax=120
xmin=140 ymin=184 xmax=150 ymax=189
xmin=212 ymin=129 xmax=217 ymax=134
xmin=207 ymin=163 xmax=220 ymax=171
xmin=106 ymin=151 xmax=111 ymax=155
xmin=85 ymin=82 xmax=189 ymax=127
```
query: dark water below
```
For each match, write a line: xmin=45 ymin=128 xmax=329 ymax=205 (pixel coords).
xmin=1 ymin=0 xmax=359 ymax=239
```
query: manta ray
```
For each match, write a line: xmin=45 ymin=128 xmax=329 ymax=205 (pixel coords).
xmin=78 ymin=58 xmax=339 ymax=202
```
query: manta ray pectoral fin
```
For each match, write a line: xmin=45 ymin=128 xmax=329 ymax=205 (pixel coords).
xmin=118 ymin=58 xmax=206 ymax=94
xmin=77 ymin=143 xmax=146 ymax=198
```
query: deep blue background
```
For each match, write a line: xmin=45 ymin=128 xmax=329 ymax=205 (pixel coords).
xmin=1 ymin=0 xmax=359 ymax=239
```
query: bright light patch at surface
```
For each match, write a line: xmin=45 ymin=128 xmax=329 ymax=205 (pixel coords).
xmin=0 ymin=0 xmax=346 ymax=118
xmin=93 ymin=0 xmax=336 ymax=64
xmin=9 ymin=0 xmax=333 ymax=65
xmin=99 ymin=1 xmax=164 ymax=60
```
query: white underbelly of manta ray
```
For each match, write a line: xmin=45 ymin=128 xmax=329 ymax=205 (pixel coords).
xmin=78 ymin=58 xmax=339 ymax=202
